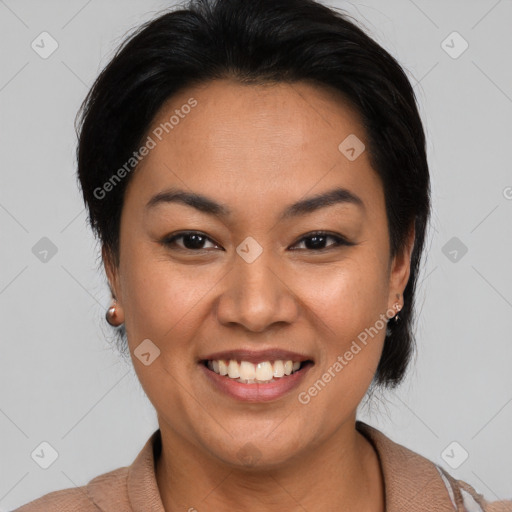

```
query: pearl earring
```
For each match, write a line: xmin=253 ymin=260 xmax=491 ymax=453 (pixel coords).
xmin=106 ymin=300 xmax=120 ymax=326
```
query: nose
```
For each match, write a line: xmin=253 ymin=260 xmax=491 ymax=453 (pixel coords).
xmin=215 ymin=246 xmax=300 ymax=333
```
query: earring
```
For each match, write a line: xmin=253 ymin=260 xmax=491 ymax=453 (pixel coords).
xmin=106 ymin=300 xmax=121 ymax=326
xmin=393 ymin=301 xmax=402 ymax=323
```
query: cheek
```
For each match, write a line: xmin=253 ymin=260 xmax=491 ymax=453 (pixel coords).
xmin=118 ymin=243 xmax=208 ymax=344
xmin=298 ymin=254 xmax=389 ymax=385
xmin=301 ymin=254 xmax=390 ymax=334
xmin=297 ymin=266 xmax=388 ymax=413
xmin=288 ymin=260 xmax=389 ymax=436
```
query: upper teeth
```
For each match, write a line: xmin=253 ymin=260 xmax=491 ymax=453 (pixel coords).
xmin=207 ymin=359 xmax=302 ymax=383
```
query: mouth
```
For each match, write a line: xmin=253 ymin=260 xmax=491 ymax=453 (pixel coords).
xmin=198 ymin=349 xmax=314 ymax=402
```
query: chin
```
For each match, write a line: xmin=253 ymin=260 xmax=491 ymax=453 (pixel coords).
xmin=199 ymin=428 xmax=310 ymax=471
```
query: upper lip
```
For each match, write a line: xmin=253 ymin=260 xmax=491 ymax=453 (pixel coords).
xmin=200 ymin=349 xmax=313 ymax=365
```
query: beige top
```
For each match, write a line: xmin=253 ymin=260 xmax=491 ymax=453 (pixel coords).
xmin=13 ymin=421 xmax=512 ymax=511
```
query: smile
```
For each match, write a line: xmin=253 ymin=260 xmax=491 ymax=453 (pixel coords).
xmin=205 ymin=359 xmax=304 ymax=384
xmin=199 ymin=349 xmax=315 ymax=402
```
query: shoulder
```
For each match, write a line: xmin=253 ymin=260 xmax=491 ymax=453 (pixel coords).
xmin=356 ymin=420 xmax=512 ymax=512
xmin=12 ymin=466 xmax=130 ymax=512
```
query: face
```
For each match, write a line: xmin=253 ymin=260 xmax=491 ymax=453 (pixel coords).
xmin=105 ymin=79 xmax=413 ymax=468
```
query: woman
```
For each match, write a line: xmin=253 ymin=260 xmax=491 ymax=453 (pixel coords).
xmin=14 ymin=0 xmax=511 ymax=510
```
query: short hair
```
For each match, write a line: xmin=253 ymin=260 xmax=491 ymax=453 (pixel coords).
xmin=76 ymin=0 xmax=431 ymax=388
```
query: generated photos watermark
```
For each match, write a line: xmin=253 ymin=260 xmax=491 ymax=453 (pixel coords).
xmin=93 ymin=97 xmax=198 ymax=200
xmin=297 ymin=306 xmax=398 ymax=405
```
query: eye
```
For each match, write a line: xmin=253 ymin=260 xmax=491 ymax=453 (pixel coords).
xmin=161 ymin=230 xmax=354 ymax=252
xmin=290 ymin=231 xmax=354 ymax=251
xmin=162 ymin=231 xmax=221 ymax=251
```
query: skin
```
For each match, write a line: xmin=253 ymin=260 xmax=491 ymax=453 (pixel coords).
xmin=104 ymin=79 xmax=415 ymax=511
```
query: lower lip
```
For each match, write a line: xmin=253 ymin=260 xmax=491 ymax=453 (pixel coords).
xmin=200 ymin=362 xmax=313 ymax=402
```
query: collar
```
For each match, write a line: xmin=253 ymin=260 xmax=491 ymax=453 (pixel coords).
xmin=126 ymin=427 xmax=166 ymax=511
xmin=120 ymin=421 xmax=457 ymax=512
xmin=356 ymin=420 xmax=457 ymax=511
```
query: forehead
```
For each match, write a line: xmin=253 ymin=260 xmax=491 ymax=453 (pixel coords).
xmin=125 ymin=79 xmax=382 ymax=218
xmin=146 ymin=78 xmax=366 ymax=157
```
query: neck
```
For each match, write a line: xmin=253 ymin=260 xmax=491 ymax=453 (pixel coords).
xmin=155 ymin=419 xmax=385 ymax=512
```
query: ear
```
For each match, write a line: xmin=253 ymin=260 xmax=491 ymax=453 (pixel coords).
xmin=388 ymin=221 xmax=415 ymax=306
xmin=102 ymin=245 xmax=121 ymax=303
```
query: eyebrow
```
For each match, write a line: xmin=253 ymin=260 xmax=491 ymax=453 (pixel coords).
xmin=145 ymin=186 xmax=365 ymax=220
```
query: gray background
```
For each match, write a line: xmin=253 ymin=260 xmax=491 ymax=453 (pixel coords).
xmin=1 ymin=0 xmax=511 ymax=509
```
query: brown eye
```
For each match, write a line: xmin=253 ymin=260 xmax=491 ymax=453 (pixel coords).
xmin=291 ymin=231 xmax=354 ymax=251
xmin=162 ymin=231 xmax=220 ymax=251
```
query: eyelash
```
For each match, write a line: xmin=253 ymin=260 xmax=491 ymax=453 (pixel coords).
xmin=161 ymin=230 xmax=354 ymax=252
